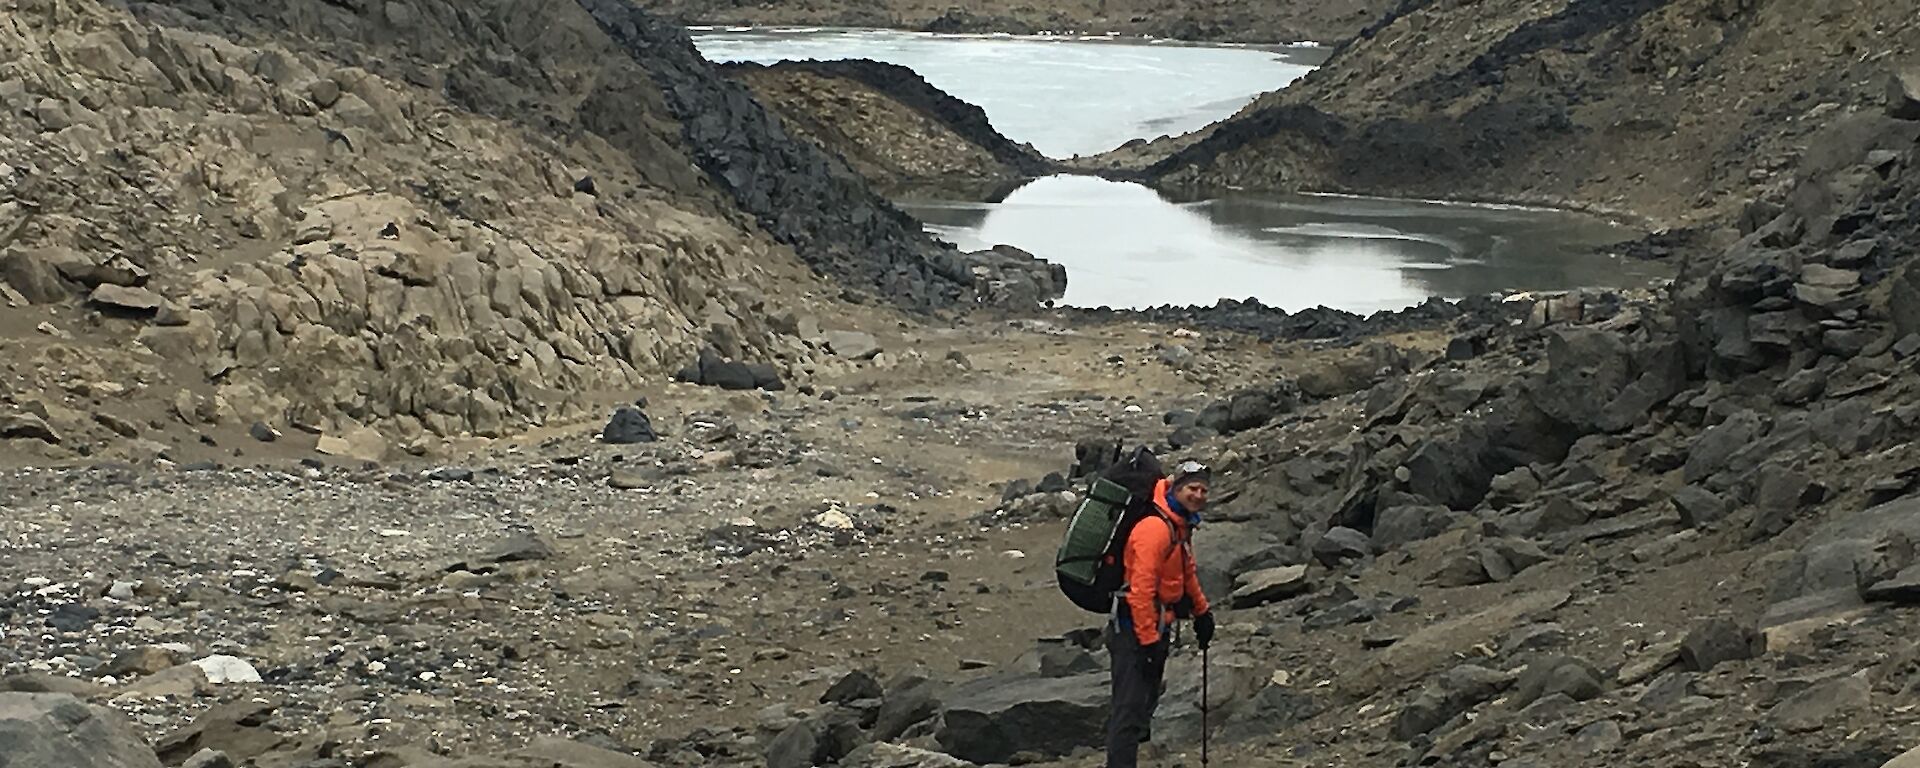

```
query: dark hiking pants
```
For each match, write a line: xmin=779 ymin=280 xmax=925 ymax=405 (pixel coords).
xmin=1105 ymin=623 xmax=1167 ymax=768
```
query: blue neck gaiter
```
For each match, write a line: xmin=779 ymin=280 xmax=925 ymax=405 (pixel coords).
xmin=1165 ymin=488 xmax=1201 ymax=529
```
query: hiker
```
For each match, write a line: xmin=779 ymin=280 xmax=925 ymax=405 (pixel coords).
xmin=1106 ymin=459 xmax=1213 ymax=768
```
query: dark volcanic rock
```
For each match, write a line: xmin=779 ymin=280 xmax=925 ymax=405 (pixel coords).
xmin=723 ymin=58 xmax=1053 ymax=177
xmin=935 ymin=673 xmax=1106 ymax=763
xmin=1681 ymin=618 xmax=1763 ymax=672
xmin=1392 ymin=664 xmax=1513 ymax=740
xmin=576 ymin=0 xmax=977 ymax=310
xmin=601 ymin=407 xmax=658 ymax=444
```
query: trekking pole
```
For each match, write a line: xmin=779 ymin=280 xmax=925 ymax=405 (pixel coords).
xmin=1201 ymin=646 xmax=1211 ymax=767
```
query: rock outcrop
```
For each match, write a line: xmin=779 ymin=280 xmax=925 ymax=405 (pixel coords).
xmin=1136 ymin=0 xmax=1920 ymax=226
xmin=725 ymin=60 xmax=1055 ymax=191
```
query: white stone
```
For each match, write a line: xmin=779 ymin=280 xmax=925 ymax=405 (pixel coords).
xmin=108 ymin=580 xmax=138 ymax=600
xmin=191 ymin=655 xmax=262 ymax=684
xmin=812 ymin=510 xmax=855 ymax=530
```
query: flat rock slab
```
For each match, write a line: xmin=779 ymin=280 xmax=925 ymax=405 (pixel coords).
xmin=316 ymin=425 xmax=389 ymax=463
xmin=1865 ymin=564 xmax=1920 ymax=603
xmin=1354 ymin=589 xmax=1571 ymax=697
xmin=821 ymin=330 xmax=882 ymax=360
xmin=1230 ymin=564 xmax=1311 ymax=608
xmin=935 ymin=672 xmax=1106 ymax=764
xmin=88 ymin=284 xmax=164 ymax=312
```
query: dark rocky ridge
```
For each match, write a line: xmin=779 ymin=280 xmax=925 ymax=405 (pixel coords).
xmin=1131 ymin=0 xmax=1920 ymax=227
xmin=635 ymin=0 xmax=1402 ymax=46
xmin=722 ymin=59 xmax=1055 ymax=181
xmin=576 ymin=1 xmax=986 ymax=309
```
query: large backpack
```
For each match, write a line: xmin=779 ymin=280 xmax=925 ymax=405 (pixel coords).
xmin=1055 ymin=447 xmax=1167 ymax=613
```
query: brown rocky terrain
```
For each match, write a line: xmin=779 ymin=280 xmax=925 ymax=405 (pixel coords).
xmin=1117 ymin=0 xmax=1920 ymax=229
xmin=724 ymin=60 xmax=1055 ymax=194
xmin=635 ymin=0 xmax=1400 ymax=46
xmin=0 ymin=0 xmax=1061 ymax=466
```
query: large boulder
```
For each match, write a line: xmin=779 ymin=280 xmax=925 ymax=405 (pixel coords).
xmin=1192 ymin=521 xmax=1292 ymax=601
xmin=935 ymin=673 xmax=1106 ymax=763
xmin=0 ymin=693 xmax=165 ymax=768
xmin=1197 ymin=386 xmax=1293 ymax=435
xmin=1533 ymin=330 xmax=1685 ymax=434
xmin=1891 ymin=63 xmax=1920 ymax=121
xmin=874 ymin=670 xmax=947 ymax=741
xmin=1765 ymin=494 xmax=1920 ymax=627
xmin=600 ymin=406 xmax=658 ymax=444
xmin=1392 ymin=665 xmax=1515 ymax=740
xmin=0 ymin=247 xmax=76 ymax=304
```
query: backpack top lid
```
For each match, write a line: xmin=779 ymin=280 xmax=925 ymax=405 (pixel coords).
xmin=1101 ymin=445 xmax=1165 ymax=502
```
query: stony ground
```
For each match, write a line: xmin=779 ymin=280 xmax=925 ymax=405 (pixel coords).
xmin=0 ymin=314 xmax=1283 ymax=766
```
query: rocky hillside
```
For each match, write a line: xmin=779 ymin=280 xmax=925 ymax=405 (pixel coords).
xmin=1137 ymin=0 xmax=1920 ymax=227
xmin=714 ymin=89 xmax=1920 ymax=768
xmin=724 ymin=60 xmax=1055 ymax=192
xmin=9 ymin=76 xmax=1920 ymax=768
xmin=0 ymin=0 xmax=1065 ymax=464
xmin=636 ymin=0 xmax=1399 ymax=45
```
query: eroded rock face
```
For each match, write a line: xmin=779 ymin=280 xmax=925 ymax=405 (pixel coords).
xmin=0 ymin=0 xmax=996 ymax=448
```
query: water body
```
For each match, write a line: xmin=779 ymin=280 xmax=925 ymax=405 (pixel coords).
xmin=693 ymin=27 xmax=1325 ymax=159
xmin=902 ymin=176 xmax=1665 ymax=313
xmin=696 ymin=29 xmax=1666 ymax=313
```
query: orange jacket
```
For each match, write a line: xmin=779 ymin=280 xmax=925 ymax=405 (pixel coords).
xmin=1121 ymin=478 xmax=1210 ymax=646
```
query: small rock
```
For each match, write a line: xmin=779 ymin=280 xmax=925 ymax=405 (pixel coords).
xmin=601 ymin=406 xmax=657 ymax=444
xmin=315 ymin=425 xmax=388 ymax=463
xmin=486 ymin=534 xmax=553 ymax=563
xmin=607 ymin=470 xmax=654 ymax=490
xmin=1671 ymin=485 xmax=1727 ymax=528
xmin=1 ymin=412 xmax=61 ymax=444
xmin=821 ymin=331 xmax=882 ymax=360
xmin=1230 ymin=565 xmax=1312 ymax=609
xmin=93 ymin=412 xmax=140 ymax=438
xmin=1889 ymin=63 xmax=1920 ymax=121
xmin=822 ymin=670 xmax=883 ymax=705
xmin=1312 ymin=527 xmax=1371 ymax=566
xmin=1681 ymin=618 xmax=1763 ymax=672
xmin=247 ymin=422 xmax=280 ymax=443
xmin=1035 ymin=472 xmax=1069 ymax=494
xmin=107 ymin=580 xmax=139 ymax=600
xmin=813 ymin=510 xmax=855 ymax=530
xmin=87 ymin=284 xmax=164 ymax=314
xmin=183 ymin=749 xmax=236 ymax=768
xmin=1573 ymin=720 xmax=1623 ymax=753
xmin=1865 ymin=565 xmax=1920 ymax=603
xmin=426 ymin=466 xmax=475 ymax=482
xmin=103 ymin=645 xmax=188 ymax=677
xmin=189 ymin=655 xmax=261 ymax=685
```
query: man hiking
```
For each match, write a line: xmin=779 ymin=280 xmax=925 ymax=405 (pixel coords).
xmin=1106 ymin=460 xmax=1214 ymax=768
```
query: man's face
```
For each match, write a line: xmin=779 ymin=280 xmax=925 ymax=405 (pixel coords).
xmin=1175 ymin=480 xmax=1210 ymax=512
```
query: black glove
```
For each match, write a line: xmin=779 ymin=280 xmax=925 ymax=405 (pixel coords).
xmin=1144 ymin=639 xmax=1170 ymax=669
xmin=1194 ymin=612 xmax=1215 ymax=649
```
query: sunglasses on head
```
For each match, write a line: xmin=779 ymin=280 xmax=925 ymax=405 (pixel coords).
xmin=1176 ymin=461 xmax=1209 ymax=476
